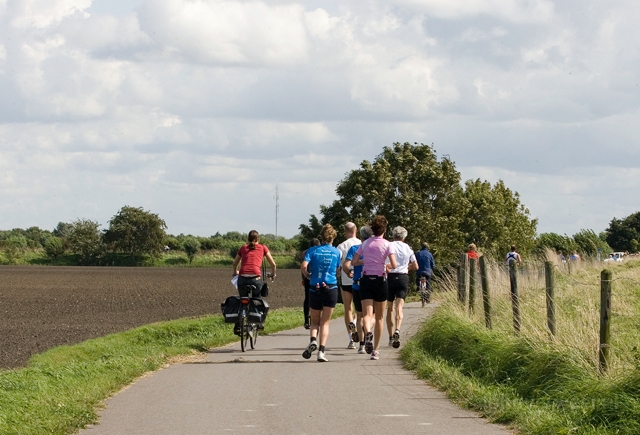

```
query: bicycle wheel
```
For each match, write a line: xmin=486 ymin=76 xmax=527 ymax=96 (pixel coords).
xmin=249 ymin=324 xmax=258 ymax=350
xmin=240 ymin=315 xmax=249 ymax=352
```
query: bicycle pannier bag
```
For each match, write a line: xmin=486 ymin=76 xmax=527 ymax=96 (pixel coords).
xmin=251 ymin=298 xmax=270 ymax=323
xmin=221 ymin=296 xmax=242 ymax=323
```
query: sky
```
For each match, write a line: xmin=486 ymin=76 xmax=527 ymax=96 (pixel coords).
xmin=1 ymin=0 xmax=639 ymax=239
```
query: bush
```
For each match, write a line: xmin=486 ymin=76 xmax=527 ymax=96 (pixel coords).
xmin=182 ymin=237 xmax=200 ymax=264
xmin=44 ymin=236 xmax=65 ymax=259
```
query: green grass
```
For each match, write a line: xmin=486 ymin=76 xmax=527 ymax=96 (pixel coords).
xmin=0 ymin=305 xmax=343 ymax=435
xmin=401 ymin=258 xmax=640 ymax=434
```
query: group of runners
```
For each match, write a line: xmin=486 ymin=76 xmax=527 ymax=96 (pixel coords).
xmin=299 ymin=216 xmax=435 ymax=362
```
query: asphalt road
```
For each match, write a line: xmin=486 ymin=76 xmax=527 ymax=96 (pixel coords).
xmin=81 ymin=302 xmax=511 ymax=434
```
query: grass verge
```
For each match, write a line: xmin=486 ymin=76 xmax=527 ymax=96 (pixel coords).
xmin=0 ymin=305 xmax=343 ymax=435
xmin=400 ymin=258 xmax=640 ymax=435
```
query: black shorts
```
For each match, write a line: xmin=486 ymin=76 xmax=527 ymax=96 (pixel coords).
xmin=309 ymin=286 xmax=339 ymax=310
xmin=352 ymin=290 xmax=362 ymax=312
xmin=341 ymin=285 xmax=353 ymax=294
xmin=359 ymin=275 xmax=388 ymax=303
xmin=387 ymin=273 xmax=409 ymax=302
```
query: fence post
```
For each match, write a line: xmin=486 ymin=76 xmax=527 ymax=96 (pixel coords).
xmin=599 ymin=269 xmax=612 ymax=374
xmin=480 ymin=256 xmax=491 ymax=329
xmin=469 ymin=258 xmax=477 ymax=313
xmin=458 ymin=253 xmax=468 ymax=304
xmin=509 ymin=259 xmax=521 ymax=335
xmin=545 ymin=261 xmax=556 ymax=336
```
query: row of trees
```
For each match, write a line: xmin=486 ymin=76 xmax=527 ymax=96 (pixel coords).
xmin=299 ymin=143 xmax=538 ymax=266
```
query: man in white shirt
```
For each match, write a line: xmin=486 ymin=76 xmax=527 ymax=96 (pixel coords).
xmin=336 ymin=222 xmax=360 ymax=349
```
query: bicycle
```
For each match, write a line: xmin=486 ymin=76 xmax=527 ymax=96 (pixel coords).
xmin=236 ymin=289 xmax=260 ymax=352
xmin=419 ymin=276 xmax=430 ymax=307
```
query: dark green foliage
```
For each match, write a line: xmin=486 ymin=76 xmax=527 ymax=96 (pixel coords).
xmin=43 ymin=236 xmax=65 ymax=259
xmin=605 ymin=211 xmax=640 ymax=253
xmin=573 ymin=229 xmax=611 ymax=257
xmin=104 ymin=206 xmax=167 ymax=263
xmin=535 ymin=232 xmax=578 ymax=256
xmin=67 ymin=219 xmax=105 ymax=265
xmin=182 ymin=237 xmax=200 ymax=264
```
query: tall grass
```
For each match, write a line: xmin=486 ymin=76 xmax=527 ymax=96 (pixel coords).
xmin=402 ymin=255 xmax=640 ymax=434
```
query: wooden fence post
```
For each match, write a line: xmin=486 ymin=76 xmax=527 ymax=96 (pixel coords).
xmin=509 ymin=259 xmax=521 ymax=335
xmin=599 ymin=269 xmax=612 ymax=374
xmin=480 ymin=256 xmax=491 ymax=329
xmin=545 ymin=261 xmax=556 ymax=336
xmin=458 ymin=253 xmax=468 ymax=304
xmin=469 ymin=258 xmax=477 ymax=313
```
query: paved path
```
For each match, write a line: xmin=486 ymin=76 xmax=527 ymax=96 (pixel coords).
xmin=82 ymin=303 xmax=511 ymax=434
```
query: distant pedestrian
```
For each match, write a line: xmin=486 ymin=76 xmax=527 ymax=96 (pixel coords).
xmin=415 ymin=242 xmax=435 ymax=305
xmin=300 ymin=225 xmax=342 ymax=362
xmin=466 ymin=243 xmax=479 ymax=261
xmin=336 ymin=222 xmax=360 ymax=349
xmin=301 ymin=238 xmax=321 ymax=329
xmin=351 ymin=215 xmax=397 ymax=360
xmin=557 ymin=250 xmax=566 ymax=263
xmin=569 ymin=250 xmax=581 ymax=261
xmin=505 ymin=245 xmax=522 ymax=266
xmin=385 ymin=226 xmax=417 ymax=349
xmin=342 ymin=225 xmax=373 ymax=354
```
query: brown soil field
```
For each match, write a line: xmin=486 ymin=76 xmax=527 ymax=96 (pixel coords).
xmin=0 ymin=266 xmax=305 ymax=369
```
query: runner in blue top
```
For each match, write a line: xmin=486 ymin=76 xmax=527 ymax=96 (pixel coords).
xmin=342 ymin=225 xmax=373 ymax=354
xmin=300 ymin=224 xmax=341 ymax=362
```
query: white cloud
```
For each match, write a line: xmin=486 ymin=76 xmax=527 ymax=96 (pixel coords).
xmin=10 ymin=0 xmax=91 ymax=29
xmin=396 ymin=0 xmax=555 ymax=23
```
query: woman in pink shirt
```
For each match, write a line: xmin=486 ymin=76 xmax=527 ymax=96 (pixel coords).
xmin=351 ymin=215 xmax=397 ymax=360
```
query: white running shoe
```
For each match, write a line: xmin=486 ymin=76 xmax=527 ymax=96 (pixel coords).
xmin=347 ymin=340 xmax=356 ymax=349
xmin=392 ymin=329 xmax=400 ymax=348
xmin=317 ymin=351 xmax=328 ymax=362
xmin=302 ymin=340 xmax=318 ymax=359
xmin=370 ymin=350 xmax=380 ymax=360
xmin=358 ymin=344 xmax=366 ymax=354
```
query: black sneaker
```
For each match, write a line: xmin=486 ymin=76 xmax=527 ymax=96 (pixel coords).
xmin=364 ymin=332 xmax=373 ymax=354
xmin=302 ymin=340 xmax=318 ymax=359
xmin=392 ymin=329 xmax=400 ymax=348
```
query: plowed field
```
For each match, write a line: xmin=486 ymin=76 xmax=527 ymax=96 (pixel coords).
xmin=0 ymin=266 xmax=304 ymax=369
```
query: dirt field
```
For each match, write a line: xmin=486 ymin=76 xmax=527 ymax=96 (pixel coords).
xmin=0 ymin=266 xmax=305 ymax=369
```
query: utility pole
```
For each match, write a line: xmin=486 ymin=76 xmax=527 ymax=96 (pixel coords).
xmin=274 ymin=185 xmax=280 ymax=238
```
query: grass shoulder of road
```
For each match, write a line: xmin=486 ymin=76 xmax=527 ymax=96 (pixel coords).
xmin=401 ymin=260 xmax=640 ymax=435
xmin=0 ymin=305 xmax=343 ymax=435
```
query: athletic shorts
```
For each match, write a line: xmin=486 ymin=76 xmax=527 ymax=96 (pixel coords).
xmin=352 ymin=290 xmax=362 ymax=313
xmin=359 ymin=275 xmax=388 ymax=303
xmin=387 ymin=273 xmax=409 ymax=302
xmin=341 ymin=285 xmax=353 ymax=294
xmin=309 ymin=286 xmax=339 ymax=310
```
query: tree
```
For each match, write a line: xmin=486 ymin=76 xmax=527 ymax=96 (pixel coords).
xmin=573 ymin=229 xmax=611 ymax=257
xmin=105 ymin=206 xmax=167 ymax=263
xmin=68 ymin=219 xmax=105 ymax=265
xmin=44 ymin=236 xmax=65 ymax=260
xmin=460 ymin=179 xmax=537 ymax=256
xmin=183 ymin=236 xmax=200 ymax=264
xmin=605 ymin=212 xmax=640 ymax=253
xmin=299 ymin=142 xmax=538 ymax=266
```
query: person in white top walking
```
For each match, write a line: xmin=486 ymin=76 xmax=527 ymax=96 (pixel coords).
xmin=385 ymin=227 xmax=418 ymax=349
xmin=336 ymin=222 xmax=360 ymax=348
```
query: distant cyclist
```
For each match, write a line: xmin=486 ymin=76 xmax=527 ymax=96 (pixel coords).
xmin=385 ymin=226 xmax=417 ymax=349
xmin=351 ymin=215 xmax=397 ymax=360
xmin=232 ymin=230 xmax=277 ymax=298
xmin=337 ymin=222 xmax=360 ymax=349
xmin=300 ymin=224 xmax=342 ymax=362
xmin=415 ymin=242 xmax=435 ymax=304
xmin=342 ymin=225 xmax=373 ymax=354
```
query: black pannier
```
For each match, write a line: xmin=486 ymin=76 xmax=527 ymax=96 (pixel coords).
xmin=250 ymin=298 xmax=270 ymax=323
xmin=221 ymin=296 xmax=242 ymax=323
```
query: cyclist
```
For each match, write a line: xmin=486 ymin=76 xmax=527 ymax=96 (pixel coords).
xmin=301 ymin=238 xmax=321 ymax=329
xmin=232 ymin=230 xmax=277 ymax=298
xmin=385 ymin=226 xmax=417 ymax=349
xmin=351 ymin=215 xmax=397 ymax=360
xmin=342 ymin=225 xmax=373 ymax=354
xmin=337 ymin=222 xmax=360 ymax=349
xmin=415 ymin=242 xmax=435 ymax=305
xmin=300 ymin=224 xmax=342 ymax=362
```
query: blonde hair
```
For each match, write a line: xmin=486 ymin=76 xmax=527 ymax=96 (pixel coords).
xmin=320 ymin=224 xmax=337 ymax=244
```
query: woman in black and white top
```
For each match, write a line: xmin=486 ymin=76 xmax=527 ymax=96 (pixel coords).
xmin=385 ymin=226 xmax=417 ymax=349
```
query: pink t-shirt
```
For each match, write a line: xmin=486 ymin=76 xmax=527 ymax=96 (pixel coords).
xmin=355 ymin=236 xmax=395 ymax=277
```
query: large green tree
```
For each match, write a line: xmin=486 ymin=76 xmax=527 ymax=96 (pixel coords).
xmin=299 ymin=142 xmax=538 ymax=266
xmin=105 ymin=206 xmax=167 ymax=263
xmin=68 ymin=219 xmax=105 ymax=265
xmin=605 ymin=211 xmax=640 ymax=253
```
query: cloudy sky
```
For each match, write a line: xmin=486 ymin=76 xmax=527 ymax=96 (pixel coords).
xmin=1 ymin=0 xmax=639 ymax=238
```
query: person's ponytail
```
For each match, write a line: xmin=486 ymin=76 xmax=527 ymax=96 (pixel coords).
xmin=248 ymin=230 xmax=259 ymax=250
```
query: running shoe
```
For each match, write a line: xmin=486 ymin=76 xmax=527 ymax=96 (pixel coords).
xmin=347 ymin=340 xmax=356 ymax=349
xmin=348 ymin=322 xmax=358 ymax=342
xmin=364 ymin=332 xmax=373 ymax=354
xmin=317 ymin=351 xmax=328 ymax=362
xmin=358 ymin=344 xmax=366 ymax=354
xmin=392 ymin=329 xmax=400 ymax=348
xmin=304 ymin=323 xmax=310 ymax=330
xmin=302 ymin=340 xmax=318 ymax=359
xmin=370 ymin=350 xmax=380 ymax=360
